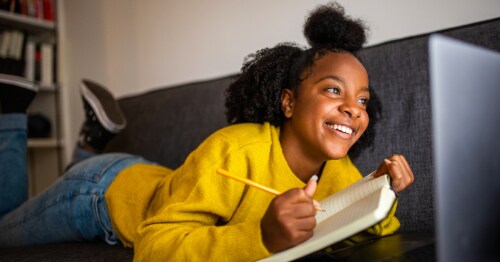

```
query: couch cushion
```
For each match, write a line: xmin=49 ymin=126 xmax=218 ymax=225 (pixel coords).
xmin=104 ymin=75 xmax=233 ymax=169
xmin=0 ymin=242 xmax=133 ymax=261
xmin=353 ymin=18 xmax=500 ymax=233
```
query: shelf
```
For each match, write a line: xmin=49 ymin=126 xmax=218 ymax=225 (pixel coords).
xmin=4 ymin=2 xmax=62 ymax=196
xmin=28 ymin=138 xmax=62 ymax=149
xmin=39 ymin=84 xmax=58 ymax=92
xmin=0 ymin=10 xmax=55 ymax=33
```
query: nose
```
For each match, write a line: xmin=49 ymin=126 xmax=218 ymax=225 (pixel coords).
xmin=339 ymin=99 xmax=361 ymax=118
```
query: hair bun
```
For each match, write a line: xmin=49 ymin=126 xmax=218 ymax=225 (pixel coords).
xmin=304 ymin=2 xmax=367 ymax=52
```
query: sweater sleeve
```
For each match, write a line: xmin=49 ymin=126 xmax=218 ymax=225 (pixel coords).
xmin=133 ymin=133 xmax=271 ymax=262
xmin=365 ymin=200 xmax=400 ymax=236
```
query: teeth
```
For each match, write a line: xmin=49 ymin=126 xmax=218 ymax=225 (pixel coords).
xmin=333 ymin=124 xmax=353 ymax=135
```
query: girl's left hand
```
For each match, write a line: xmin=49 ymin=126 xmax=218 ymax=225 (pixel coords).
xmin=373 ymin=154 xmax=414 ymax=193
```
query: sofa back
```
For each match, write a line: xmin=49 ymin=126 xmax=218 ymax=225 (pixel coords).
xmin=352 ymin=18 xmax=500 ymax=233
xmin=104 ymin=18 xmax=500 ymax=233
xmin=104 ymin=76 xmax=232 ymax=169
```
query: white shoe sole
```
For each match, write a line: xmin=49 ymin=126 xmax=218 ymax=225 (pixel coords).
xmin=0 ymin=74 xmax=38 ymax=91
xmin=80 ymin=82 xmax=125 ymax=133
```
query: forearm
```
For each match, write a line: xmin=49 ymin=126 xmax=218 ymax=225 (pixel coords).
xmin=134 ymin=220 xmax=271 ymax=262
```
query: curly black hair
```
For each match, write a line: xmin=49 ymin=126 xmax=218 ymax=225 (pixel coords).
xmin=225 ymin=2 xmax=381 ymax=156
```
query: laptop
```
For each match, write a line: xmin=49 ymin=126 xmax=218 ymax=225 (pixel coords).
xmin=430 ymin=35 xmax=500 ymax=261
xmin=298 ymin=35 xmax=500 ymax=262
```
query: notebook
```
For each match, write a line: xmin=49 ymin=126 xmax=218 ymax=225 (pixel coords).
xmin=429 ymin=34 xmax=500 ymax=262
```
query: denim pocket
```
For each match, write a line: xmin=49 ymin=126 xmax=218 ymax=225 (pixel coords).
xmin=92 ymin=194 xmax=118 ymax=245
xmin=64 ymin=153 xmax=139 ymax=183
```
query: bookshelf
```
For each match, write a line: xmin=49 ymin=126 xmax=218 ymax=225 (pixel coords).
xmin=0 ymin=1 xmax=62 ymax=196
xmin=0 ymin=9 xmax=54 ymax=32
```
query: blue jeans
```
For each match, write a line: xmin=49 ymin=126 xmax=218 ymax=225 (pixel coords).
xmin=0 ymin=114 xmax=152 ymax=247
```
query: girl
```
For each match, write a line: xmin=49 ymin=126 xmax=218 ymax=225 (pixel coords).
xmin=0 ymin=2 xmax=413 ymax=261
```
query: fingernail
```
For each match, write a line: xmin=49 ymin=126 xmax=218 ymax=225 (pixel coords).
xmin=310 ymin=175 xmax=318 ymax=182
xmin=384 ymin=159 xmax=391 ymax=164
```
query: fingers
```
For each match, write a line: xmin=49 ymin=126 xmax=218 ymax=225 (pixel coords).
xmin=373 ymin=160 xmax=389 ymax=178
xmin=303 ymin=175 xmax=318 ymax=197
xmin=261 ymin=188 xmax=317 ymax=252
xmin=390 ymin=154 xmax=414 ymax=192
xmin=376 ymin=154 xmax=415 ymax=193
xmin=278 ymin=188 xmax=316 ymax=217
xmin=385 ymin=158 xmax=403 ymax=190
xmin=398 ymin=155 xmax=415 ymax=184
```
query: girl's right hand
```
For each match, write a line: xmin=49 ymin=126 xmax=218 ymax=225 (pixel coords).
xmin=260 ymin=177 xmax=318 ymax=253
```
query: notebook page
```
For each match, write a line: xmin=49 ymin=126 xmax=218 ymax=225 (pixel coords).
xmin=316 ymin=174 xmax=390 ymax=223
xmin=260 ymin=186 xmax=396 ymax=262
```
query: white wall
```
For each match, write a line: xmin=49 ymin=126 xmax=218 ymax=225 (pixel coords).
xmin=58 ymin=0 xmax=500 ymax=163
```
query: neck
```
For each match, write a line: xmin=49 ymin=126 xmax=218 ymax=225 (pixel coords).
xmin=279 ymin=126 xmax=326 ymax=183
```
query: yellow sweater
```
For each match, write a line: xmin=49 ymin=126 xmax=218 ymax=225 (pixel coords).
xmin=105 ymin=122 xmax=400 ymax=261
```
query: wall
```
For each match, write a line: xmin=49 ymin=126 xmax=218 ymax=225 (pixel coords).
xmin=58 ymin=0 xmax=500 ymax=164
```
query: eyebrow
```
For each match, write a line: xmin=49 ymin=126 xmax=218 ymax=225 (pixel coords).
xmin=316 ymin=75 xmax=370 ymax=93
xmin=316 ymin=75 xmax=346 ymax=85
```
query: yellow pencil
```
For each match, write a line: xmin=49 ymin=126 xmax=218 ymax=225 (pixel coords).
xmin=216 ymin=168 xmax=325 ymax=211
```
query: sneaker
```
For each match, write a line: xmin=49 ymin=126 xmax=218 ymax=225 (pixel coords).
xmin=78 ymin=79 xmax=126 ymax=151
xmin=0 ymin=74 xmax=38 ymax=114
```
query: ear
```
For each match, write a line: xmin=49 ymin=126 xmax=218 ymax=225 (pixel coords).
xmin=281 ymin=88 xmax=294 ymax=118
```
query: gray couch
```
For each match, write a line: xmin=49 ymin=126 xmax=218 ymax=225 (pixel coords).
xmin=1 ymin=18 xmax=499 ymax=261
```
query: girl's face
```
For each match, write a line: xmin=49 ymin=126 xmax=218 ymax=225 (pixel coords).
xmin=281 ymin=52 xmax=370 ymax=161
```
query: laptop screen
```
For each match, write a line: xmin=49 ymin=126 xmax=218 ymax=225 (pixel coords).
xmin=429 ymin=34 xmax=500 ymax=262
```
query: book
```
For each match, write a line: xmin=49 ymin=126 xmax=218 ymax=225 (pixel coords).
xmin=0 ymin=29 xmax=26 ymax=76
xmin=40 ymin=42 xmax=52 ymax=86
xmin=24 ymin=38 xmax=34 ymax=80
xmin=42 ymin=0 xmax=53 ymax=21
xmin=259 ymin=173 xmax=397 ymax=262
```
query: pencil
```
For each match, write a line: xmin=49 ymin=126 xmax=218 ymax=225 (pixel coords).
xmin=216 ymin=168 xmax=325 ymax=211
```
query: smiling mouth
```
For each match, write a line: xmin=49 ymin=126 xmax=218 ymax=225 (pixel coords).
xmin=326 ymin=123 xmax=354 ymax=135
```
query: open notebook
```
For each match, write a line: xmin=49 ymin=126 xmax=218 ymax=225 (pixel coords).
xmin=259 ymin=173 xmax=397 ymax=262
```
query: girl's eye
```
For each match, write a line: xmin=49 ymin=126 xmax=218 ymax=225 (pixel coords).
xmin=326 ymin=87 xmax=341 ymax=95
xmin=357 ymin=98 xmax=369 ymax=106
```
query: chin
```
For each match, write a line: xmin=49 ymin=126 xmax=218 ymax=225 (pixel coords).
xmin=322 ymin=141 xmax=352 ymax=160
xmin=325 ymin=149 xmax=350 ymax=160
